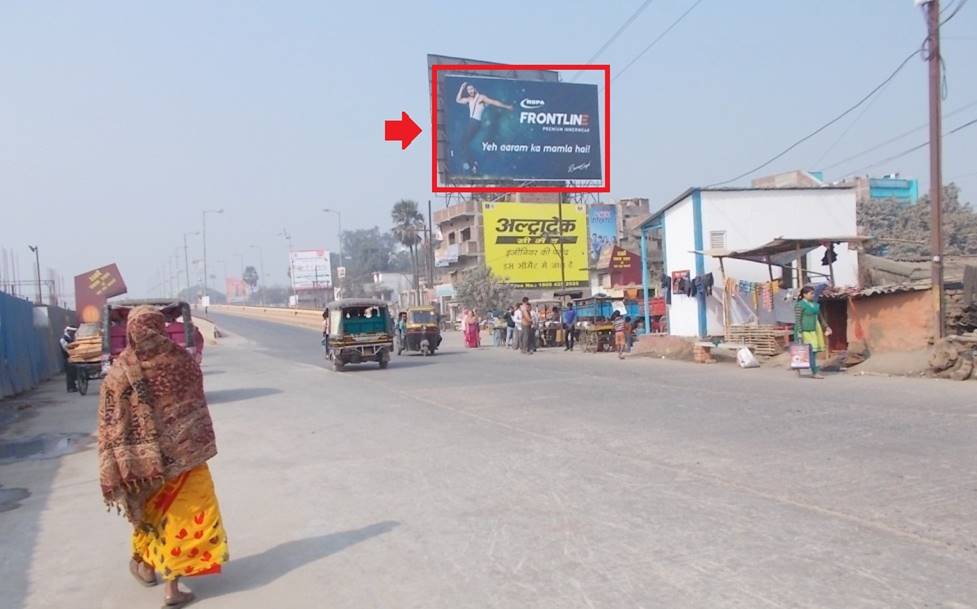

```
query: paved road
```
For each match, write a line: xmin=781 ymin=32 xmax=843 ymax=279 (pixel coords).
xmin=3 ymin=313 xmax=977 ymax=609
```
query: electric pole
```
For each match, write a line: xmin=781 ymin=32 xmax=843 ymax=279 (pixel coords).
xmin=924 ymin=0 xmax=945 ymax=338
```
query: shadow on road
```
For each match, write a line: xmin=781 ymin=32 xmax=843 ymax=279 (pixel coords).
xmin=206 ymin=387 xmax=283 ymax=404
xmin=192 ymin=521 xmax=399 ymax=598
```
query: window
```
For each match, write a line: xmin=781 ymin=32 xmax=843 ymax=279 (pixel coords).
xmin=709 ymin=230 xmax=726 ymax=250
xmin=461 ymin=228 xmax=471 ymax=242
xmin=448 ymin=232 xmax=456 ymax=245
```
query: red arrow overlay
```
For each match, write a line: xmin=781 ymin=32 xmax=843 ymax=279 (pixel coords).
xmin=384 ymin=111 xmax=422 ymax=150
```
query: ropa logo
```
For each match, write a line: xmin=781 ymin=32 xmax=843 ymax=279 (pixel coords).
xmin=520 ymin=98 xmax=545 ymax=110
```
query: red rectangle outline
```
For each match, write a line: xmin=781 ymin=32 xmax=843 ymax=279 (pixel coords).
xmin=431 ymin=64 xmax=610 ymax=194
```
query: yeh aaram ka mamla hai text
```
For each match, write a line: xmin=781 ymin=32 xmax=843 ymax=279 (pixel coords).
xmin=481 ymin=142 xmax=593 ymax=154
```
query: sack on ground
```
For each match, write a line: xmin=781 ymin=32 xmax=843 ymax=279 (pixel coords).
xmin=737 ymin=347 xmax=760 ymax=369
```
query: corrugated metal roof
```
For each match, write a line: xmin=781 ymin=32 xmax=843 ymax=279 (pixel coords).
xmin=822 ymin=282 xmax=931 ymax=300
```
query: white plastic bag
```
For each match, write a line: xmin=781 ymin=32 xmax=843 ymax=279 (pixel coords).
xmin=737 ymin=347 xmax=760 ymax=369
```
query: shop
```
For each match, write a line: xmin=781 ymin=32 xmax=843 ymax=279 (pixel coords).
xmin=637 ymin=186 xmax=860 ymax=338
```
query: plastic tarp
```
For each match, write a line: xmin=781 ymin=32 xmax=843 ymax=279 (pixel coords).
xmin=0 ymin=291 xmax=72 ymax=398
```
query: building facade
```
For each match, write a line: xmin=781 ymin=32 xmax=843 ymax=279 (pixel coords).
xmin=640 ymin=187 xmax=860 ymax=338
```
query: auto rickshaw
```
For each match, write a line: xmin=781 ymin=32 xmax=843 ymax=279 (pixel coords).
xmin=398 ymin=306 xmax=442 ymax=356
xmin=327 ymin=299 xmax=394 ymax=371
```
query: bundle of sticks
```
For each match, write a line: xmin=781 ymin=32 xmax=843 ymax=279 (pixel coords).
xmin=67 ymin=336 xmax=103 ymax=363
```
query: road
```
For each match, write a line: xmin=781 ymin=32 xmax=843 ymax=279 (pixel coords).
xmin=2 ymin=313 xmax=977 ymax=609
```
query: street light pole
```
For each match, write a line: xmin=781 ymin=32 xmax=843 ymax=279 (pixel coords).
xmin=201 ymin=209 xmax=224 ymax=302
xmin=233 ymin=253 xmax=245 ymax=276
xmin=27 ymin=245 xmax=41 ymax=304
xmin=322 ymin=208 xmax=343 ymax=297
xmin=183 ymin=231 xmax=200 ymax=294
xmin=279 ymin=228 xmax=295 ymax=303
xmin=249 ymin=244 xmax=266 ymax=305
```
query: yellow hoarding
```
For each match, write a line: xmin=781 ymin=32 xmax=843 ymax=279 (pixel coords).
xmin=482 ymin=202 xmax=589 ymax=288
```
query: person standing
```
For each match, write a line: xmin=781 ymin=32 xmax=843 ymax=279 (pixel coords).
xmin=562 ymin=303 xmax=577 ymax=351
xmin=794 ymin=286 xmax=832 ymax=379
xmin=59 ymin=325 xmax=78 ymax=393
xmin=518 ymin=298 xmax=533 ymax=354
xmin=612 ymin=311 xmax=627 ymax=360
xmin=504 ymin=306 xmax=515 ymax=347
xmin=529 ymin=304 xmax=541 ymax=353
xmin=98 ymin=306 xmax=228 ymax=608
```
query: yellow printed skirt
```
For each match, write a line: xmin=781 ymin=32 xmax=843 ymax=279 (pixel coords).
xmin=801 ymin=322 xmax=827 ymax=353
xmin=132 ymin=463 xmax=229 ymax=581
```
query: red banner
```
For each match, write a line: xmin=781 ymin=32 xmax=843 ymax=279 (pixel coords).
xmin=74 ymin=264 xmax=127 ymax=323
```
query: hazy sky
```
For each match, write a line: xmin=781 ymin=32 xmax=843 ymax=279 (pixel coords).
xmin=2 ymin=1 xmax=975 ymax=299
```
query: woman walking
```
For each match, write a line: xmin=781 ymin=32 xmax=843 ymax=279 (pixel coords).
xmin=99 ymin=306 xmax=228 ymax=608
xmin=463 ymin=309 xmax=480 ymax=348
xmin=794 ymin=286 xmax=832 ymax=379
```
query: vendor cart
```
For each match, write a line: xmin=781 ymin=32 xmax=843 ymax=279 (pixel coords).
xmin=573 ymin=296 xmax=640 ymax=352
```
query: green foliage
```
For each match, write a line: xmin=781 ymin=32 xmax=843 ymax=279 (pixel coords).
xmin=859 ymin=183 xmax=977 ymax=258
xmin=454 ymin=265 xmax=512 ymax=314
xmin=242 ymin=266 xmax=259 ymax=290
xmin=340 ymin=227 xmax=408 ymax=297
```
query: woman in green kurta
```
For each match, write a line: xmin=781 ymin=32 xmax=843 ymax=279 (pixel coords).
xmin=794 ymin=286 xmax=832 ymax=378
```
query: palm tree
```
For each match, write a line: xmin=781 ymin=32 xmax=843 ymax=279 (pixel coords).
xmin=391 ymin=199 xmax=425 ymax=302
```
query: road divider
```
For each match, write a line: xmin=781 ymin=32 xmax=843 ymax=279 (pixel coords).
xmin=201 ymin=304 xmax=322 ymax=330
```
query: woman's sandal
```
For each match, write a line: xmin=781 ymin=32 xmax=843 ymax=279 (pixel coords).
xmin=162 ymin=592 xmax=196 ymax=609
xmin=129 ymin=559 xmax=158 ymax=587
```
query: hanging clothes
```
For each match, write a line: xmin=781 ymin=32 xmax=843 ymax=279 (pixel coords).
xmin=821 ymin=243 xmax=838 ymax=266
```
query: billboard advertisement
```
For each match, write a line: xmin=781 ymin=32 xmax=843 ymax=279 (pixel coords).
xmin=289 ymin=250 xmax=332 ymax=290
xmin=443 ymin=75 xmax=602 ymax=182
xmin=225 ymin=277 xmax=249 ymax=304
xmin=74 ymin=264 xmax=127 ymax=323
xmin=482 ymin=202 xmax=589 ymax=289
xmin=588 ymin=203 xmax=618 ymax=263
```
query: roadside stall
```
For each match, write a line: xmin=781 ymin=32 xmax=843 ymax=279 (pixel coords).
xmin=573 ymin=295 xmax=639 ymax=352
xmin=702 ymin=236 xmax=868 ymax=356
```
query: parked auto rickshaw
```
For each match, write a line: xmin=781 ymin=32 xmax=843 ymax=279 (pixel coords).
xmin=327 ymin=299 xmax=394 ymax=371
xmin=398 ymin=306 xmax=442 ymax=356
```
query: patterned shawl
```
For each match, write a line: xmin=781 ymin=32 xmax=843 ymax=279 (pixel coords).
xmin=97 ymin=306 xmax=217 ymax=524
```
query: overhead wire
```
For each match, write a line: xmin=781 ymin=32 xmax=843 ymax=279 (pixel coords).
xmin=704 ymin=45 xmax=924 ymax=187
xmin=821 ymin=98 xmax=977 ymax=172
xmin=612 ymin=0 xmax=706 ymax=82
xmin=840 ymin=116 xmax=977 ymax=178
xmin=572 ymin=0 xmax=657 ymax=81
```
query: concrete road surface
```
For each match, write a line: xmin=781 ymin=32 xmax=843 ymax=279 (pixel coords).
xmin=2 ymin=313 xmax=976 ymax=609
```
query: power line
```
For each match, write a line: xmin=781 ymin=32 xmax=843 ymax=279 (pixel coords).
xmin=941 ymin=0 xmax=970 ymax=25
xmin=822 ymin=98 xmax=977 ymax=172
xmin=705 ymin=45 xmax=923 ymax=187
xmin=572 ymin=0 xmax=657 ymax=81
xmin=612 ymin=0 xmax=706 ymax=82
xmin=841 ymin=116 xmax=977 ymax=178
xmin=813 ymin=84 xmax=888 ymax=167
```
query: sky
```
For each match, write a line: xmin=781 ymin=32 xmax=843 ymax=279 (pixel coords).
xmin=2 ymin=0 xmax=976 ymax=300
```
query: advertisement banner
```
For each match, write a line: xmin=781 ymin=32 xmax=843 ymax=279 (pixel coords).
xmin=289 ymin=250 xmax=332 ymax=290
xmin=588 ymin=203 xmax=617 ymax=263
xmin=443 ymin=75 xmax=601 ymax=181
xmin=482 ymin=202 xmax=589 ymax=289
xmin=225 ymin=277 xmax=249 ymax=304
xmin=74 ymin=264 xmax=127 ymax=323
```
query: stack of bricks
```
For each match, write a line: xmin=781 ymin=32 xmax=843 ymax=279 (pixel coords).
xmin=693 ymin=343 xmax=717 ymax=364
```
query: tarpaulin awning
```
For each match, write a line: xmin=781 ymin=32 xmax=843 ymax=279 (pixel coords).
xmin=696 ymin=236 xmax=870 ymax=267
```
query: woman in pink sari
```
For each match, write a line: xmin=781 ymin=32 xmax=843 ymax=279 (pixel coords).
xmin=464 ymin=309 xmax=480 ymax=348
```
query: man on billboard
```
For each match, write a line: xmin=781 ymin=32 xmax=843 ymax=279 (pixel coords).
xmin=455 ymin=81 xmax=514 ymax=175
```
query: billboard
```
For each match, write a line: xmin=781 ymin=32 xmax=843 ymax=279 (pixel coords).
xmin=74 ymin=264 xmax=127 ymax=323
xmin=442 ymin=74 xmax=602 ymax=182
xmin=482 ymin=202 xmax=589 ymax=289
xmin=289 ymin=250 xmax=332 ymax=290
xmin=225 ymin=277 xmax=249 ymax=304
xmin=588 ymin=203 xmax=618 ymax=263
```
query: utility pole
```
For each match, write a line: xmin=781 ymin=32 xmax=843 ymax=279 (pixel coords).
xmin=557 ymin=196 xmax=567 ymax=294
xmin=201 ymin=209 xmax=224 ymax=302
xmin=924 ymin=0 xmax=945 ymax=338
xmin=322 ymin=208 xmax=343 ymax=298
xmin=27 ymin=245 xmax=41 ymax=304
xmin=183 ymin=231 xmax=199 ymax=294
xmin=280 ymin=228 xmax=295 ymax=303
xmin=427 ymin=200 xmax=435 ymax=296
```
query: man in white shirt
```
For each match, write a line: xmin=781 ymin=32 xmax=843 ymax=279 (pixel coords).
xmin=512 ymin=304 xmax=523 ymax=351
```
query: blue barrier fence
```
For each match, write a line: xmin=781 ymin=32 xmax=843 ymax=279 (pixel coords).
xmin=0 ymin=291 xmax=73 ymax=398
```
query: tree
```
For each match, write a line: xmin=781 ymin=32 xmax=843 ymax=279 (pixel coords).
xmin=339 ymin=227 xmax=405 ymax=297
xmin=242 ymin=266 xmax=259 ymax=294
xmin=391 ymin=199 xmax=425 ymax=299
xmin=455 ymin=265 xmax=512 ymax=314
xmin=859 ymin=183 xmax=977 ymax=258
